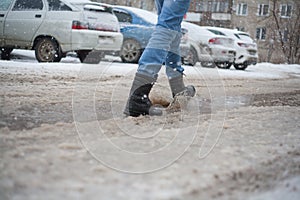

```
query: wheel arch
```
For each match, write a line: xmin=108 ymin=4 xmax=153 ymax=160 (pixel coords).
xmin=190 ymin=44 xmax=199 ymax=62
xmin=33 ymin=35 xmax=60 ymax=51
xmin=120 ymin=37 xmax=143 ymax=63
xmin=122 ymin=36 xmax=144 ymax=49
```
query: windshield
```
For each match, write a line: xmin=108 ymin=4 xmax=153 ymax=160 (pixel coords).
xmin=83 ymin=4 xmax=112 ymax=13
xmin=71 ymin=2 xmax=113 ymax=13
xmin=48 ymin=0 xmax=72 ymax=11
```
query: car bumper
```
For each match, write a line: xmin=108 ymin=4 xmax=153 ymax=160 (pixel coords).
xmin=71 ymin=30 xmax=123 ymax=51
xmin=212 ymin=53 xmax=235 ymax=63
xmin=210 ymin=46 xmax=236 ymax=63
xmin=235 ymin=55 xmax=258 ymax=65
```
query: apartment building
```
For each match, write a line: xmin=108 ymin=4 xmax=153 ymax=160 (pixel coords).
xmin=189 ymin=0 xmax=233 ymax=27
xmin=231 ymin=0 xmax=299 ymax=63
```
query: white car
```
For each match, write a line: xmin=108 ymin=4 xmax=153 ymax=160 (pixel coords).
xmin=203 ymin=27 xmax=258 ymax=70
xmin=182 ymin=22 xmax=236 ymax=68
xmin=0 ymin=0 xmax=123 ymax=63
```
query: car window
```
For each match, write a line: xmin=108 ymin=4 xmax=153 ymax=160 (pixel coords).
xmin=238 ymin=33 xmax=254 ymax=42
xmin=84 ymin=4 xmax=112 ymax=14
xmin=12 ymin=0 xmax=44 ymax=11
xmin=0 ymin=0 xmax=13 ymax=11
xmin=208 ymin=29 xmax=226 ymax=36
xmin=234 ymin=33 xmax=241 ymax=39
xmin=48 ymin=0 xmax=71 ymax=11
xmin=113 ymin=9 xmax=132 ymax=23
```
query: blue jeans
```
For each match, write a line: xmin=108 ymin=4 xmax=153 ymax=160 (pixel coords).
xmin=138 ymin=0 xmax=191 ymax=79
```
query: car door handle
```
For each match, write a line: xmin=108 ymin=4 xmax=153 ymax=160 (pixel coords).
xmin=0 ymin=14 xmax=5 ymax=17
xmin=35 ymin=14 xmax=42 ymax=18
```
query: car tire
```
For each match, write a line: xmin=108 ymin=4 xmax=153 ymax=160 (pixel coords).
xmin=201 ymin=61 xmax=215 ymax=68
xmin=35 ymin=38 xmax=62 ymax=62
xmin=186 ymin=46 xmax=198 ymax=66
xmin=1 ymin=48 xmax=13 ymax=60
xmin=216 ymin=62 xmax=232 ymax=69
xmin=120 ymin=39 xmax=142 ymax=63
xmin=234 ymin=63 xmax=248 ymax=70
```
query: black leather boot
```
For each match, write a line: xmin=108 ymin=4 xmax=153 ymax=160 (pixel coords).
xmin=124 ymin=72 xmax=162 ymax=117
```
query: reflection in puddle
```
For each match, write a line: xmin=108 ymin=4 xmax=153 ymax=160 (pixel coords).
xmin=198 ymin=95 xmax=253 ymax=114
xmin=225 ymin=95 xmax=253 ymax=109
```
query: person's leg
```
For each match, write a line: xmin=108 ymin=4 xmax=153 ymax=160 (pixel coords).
xmin=166 ymin=57 xmax=196 ymax=98
xmin=157 ymin=0 xmax=191 ymax=32
xmin=124 ymin=0 xmax=192 ymax=117
xmin=162 ymin=1 xmax=195 ymax=98
xmin=165 ymin=31 xmax=184 ymax=77
xmin=123 ymin=72 xmax=161 ymax=117
xmin=138 ymin=0 xmax=191 ymax=77
xmin=138 ymin=26 xmax=178 ymax=78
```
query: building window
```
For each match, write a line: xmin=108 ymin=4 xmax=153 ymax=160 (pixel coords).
xmin=258 ymin=4 xmax=269 ymax=16
xmin=207 ymin=1 xmax=229 ymax=13
xmin=280 ymin=4 xmax=292 ymax=18
xmin=218 ymin=2 xmax=229 ymax=12
xmin=236 ymin=3 xmax=247 ymax=16
xmin=256 ymin=27 xmax=266 ymax=40
xmin=196 ymin=1 xmax=205 ymax=12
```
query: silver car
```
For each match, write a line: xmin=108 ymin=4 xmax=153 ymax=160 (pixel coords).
xmin=203 ymin=27 xmax=258 ymax=70
xmin=182 ymin=22 xmax=236 ymax=68
xmin=0 ymin=0 xmax=123 ymax=63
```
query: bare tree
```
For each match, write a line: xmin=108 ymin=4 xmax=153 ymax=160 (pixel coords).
xmin=267 ymin=0 xmax=300 ymax=64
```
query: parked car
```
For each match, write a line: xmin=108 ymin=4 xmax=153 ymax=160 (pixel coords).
xmin=203 ymin=26 xmax=258 ymax=70
xmin=0 ymin=0 xmax=123 ymax=63
xmin=112 ymin=6 xmax=190 ymax=63
xmin=182 ymin=22 xmax=236 ymax=68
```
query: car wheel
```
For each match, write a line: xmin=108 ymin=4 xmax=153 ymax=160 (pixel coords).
xmin=234 ymin=63 xmax=248 ymax=70
xmin=35 ymin=38 xmax=62 ymax=62
xmin=216 ymin=62 xmax=232 ymax=69
xmin=1 ymin=48 xmax=13 ymax=60
xmin=120 ymin=39 xmax=142 ymax=63
xmin=185 ymin=46 xmax=198 ymax=66
xmin=201 ymin=61 xmax=215 ymax=68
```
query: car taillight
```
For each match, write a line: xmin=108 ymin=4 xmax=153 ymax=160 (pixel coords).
xmin=88 ymin=22 xmax=119 ymax=32
xmin=72 ymin=21 xmax=88 ymax=30
xmin=208 ymin=38 xmax=221 ymax=45
xmin=238 ymin=42 xmax=250 ymax=48
xmin=92 ymin=27 xmax=118 ymax=32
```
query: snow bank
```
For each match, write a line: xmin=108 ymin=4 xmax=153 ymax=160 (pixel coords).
xmin=0 ymin=50 xmax=299 ymax=80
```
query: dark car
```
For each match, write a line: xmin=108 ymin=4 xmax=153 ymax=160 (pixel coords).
xmin=113 ymin=6 xmax=190 ymax=63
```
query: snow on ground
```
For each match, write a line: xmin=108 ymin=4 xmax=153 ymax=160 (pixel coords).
xmin=1 ymin=50 xmax=300 ymax=80
xmin=1 ymin=49 xmax=300 ymax=200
